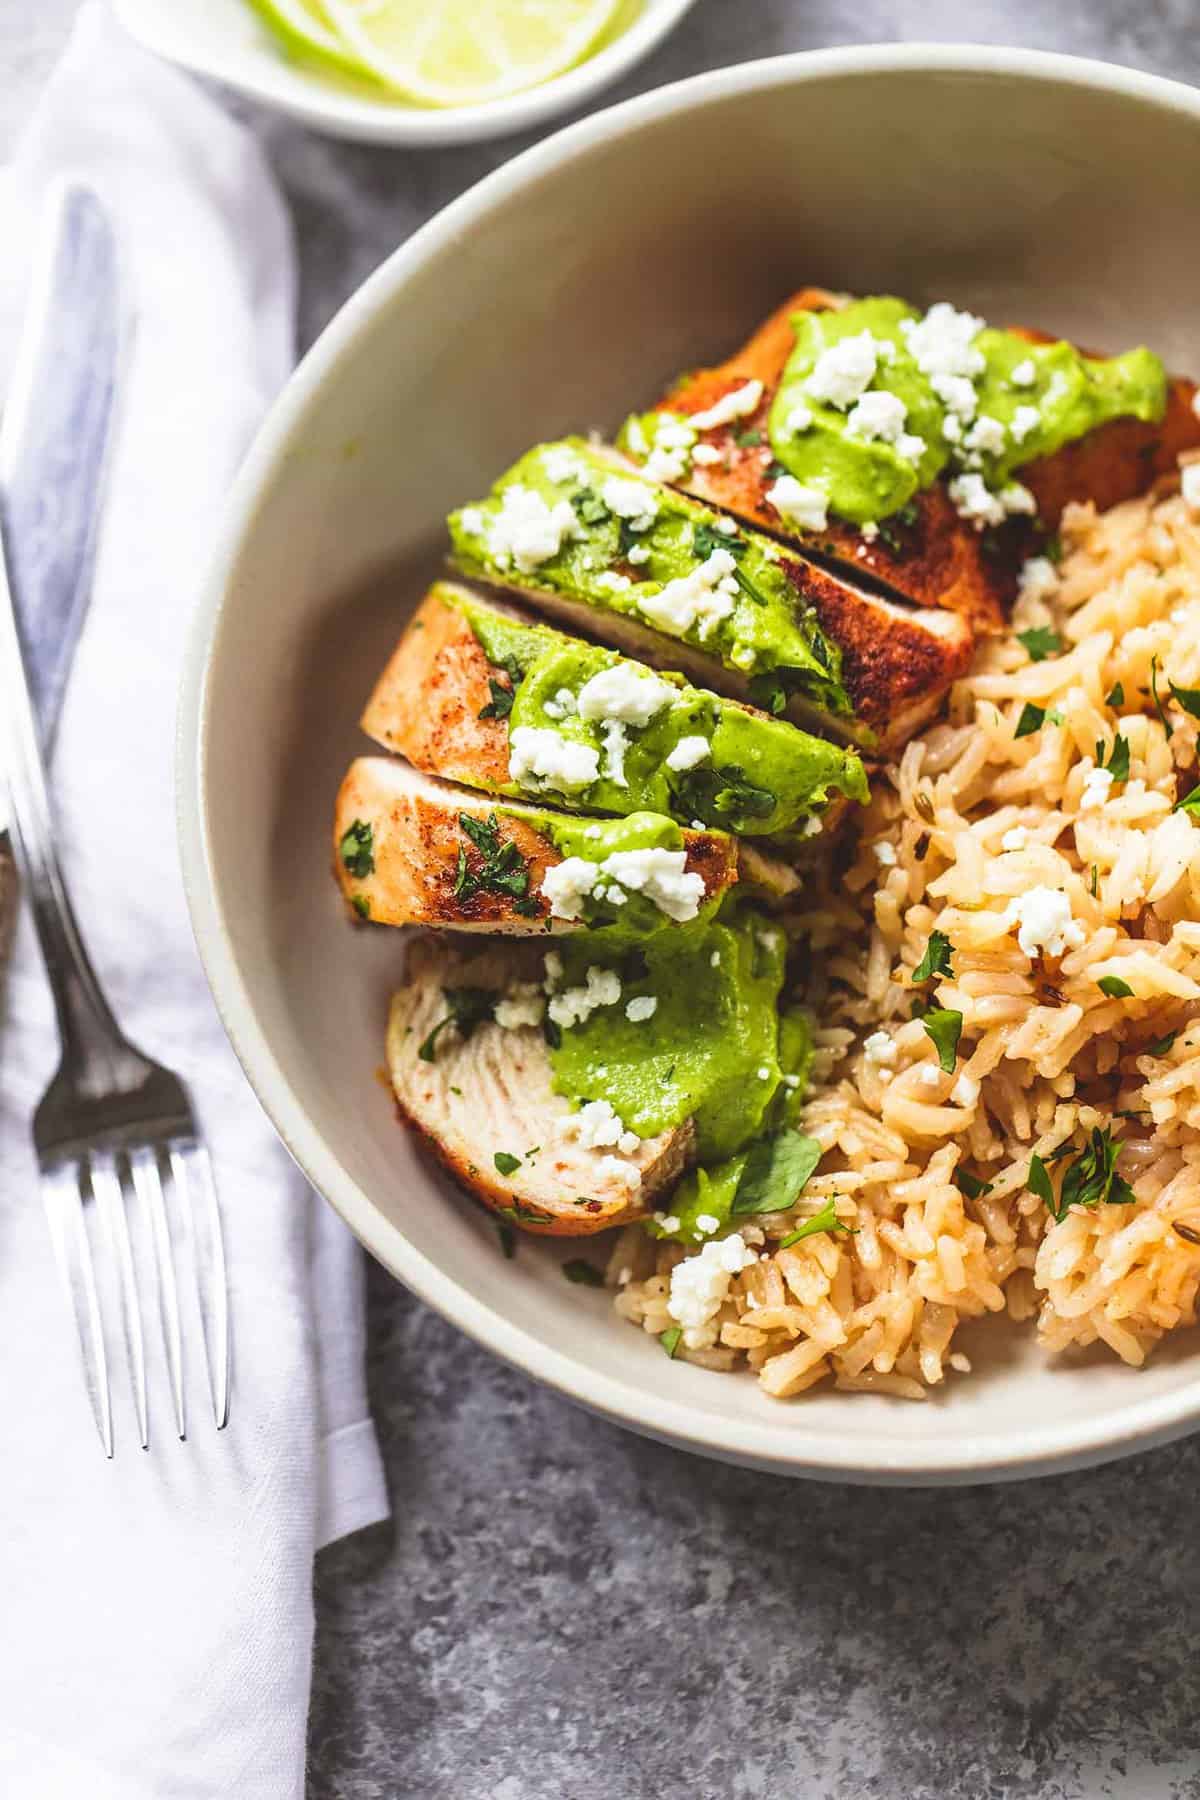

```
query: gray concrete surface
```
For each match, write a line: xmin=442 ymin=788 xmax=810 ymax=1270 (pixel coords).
xmin=7 ymin=4 xmax=1200 ymax=1796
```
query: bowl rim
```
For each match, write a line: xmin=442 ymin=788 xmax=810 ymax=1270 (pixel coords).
xmin=179 ymin=41 xmax=1200 ymax=1483
xmin=113 ymin=0 xmax=702 ymax=147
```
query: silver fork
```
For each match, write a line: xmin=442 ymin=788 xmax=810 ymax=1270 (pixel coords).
xmin=0 ymin=527 xmax=230 ymax=1457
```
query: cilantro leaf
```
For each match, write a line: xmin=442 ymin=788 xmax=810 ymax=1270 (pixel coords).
xmin=1175 ymin=782 xmax=1200 ymax=816
xmin=1148 ymin=1031 xmax=1178 ymax=1057
xmin=338 ymin=818 xmax=375 ymax=878
xmin=1043 ymin=533 xmax=1064 ymax=565
xmin=497 ymin=1223 xmax=516 ymax=1260
xmin=955 ymin=1169 xmax=994 ymax=1200
xmin=562 ymin=1258 xmax=603 ymax=1286
xmin=1098 ymin=975 xmax=1134 ymax=998
xmin=1170 ymin=678 xmax=1200 ymax=721
xmin=454 ymin=812 xmax=532 ymax=904
xmin=1014 ymin=702 xmax=1046 ymax=739
xmin=1027 ymin=1153 xmax=1054 ymax=1207
xmin=693 ymin=521 xmax=743 ymax=561
xmin=912 ymin=929 xmax=954 ymax=984
xmin=778 ymin=1199 xmax=854 ymax=1247
xmin=477 ymin=677 xmax=515 ymax=720
xmin=418 ymin=986 xmax=496 ymax=1062
xmin=676 ymin=762 xmax=777 ymax=827
xmin=660 ymin=1327 xmax=683 ymax=1358
xmin=493 ymin=1151 xmax=522 ymax=1176
xmin=1106 ymin=681 xmax=1125 ymax=707
xmin=571 ymin=488 xmax=611 ymax=528
xmin=1150 ymin=655 xmax=1172 ymax=738
xmin=1055 ymin=1127 xmax=1135 ymax=1219
xmin=734 ymin=428 xmax=761 ymax=448
xmin=1017 ymin=626 xmax=1063 ymax=662
xmin=922 ymin=1008 xmax=963 ymax=1073
xmin=1096 ymin=734 xmax=1131 ymax=783
xmin=730 ymin=1130 xmax=823 ymax=1217
xmin=351 ymin=894 xmax=371 ymax=920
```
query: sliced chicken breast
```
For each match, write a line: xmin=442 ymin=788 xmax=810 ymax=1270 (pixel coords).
xmin=389 ymin=936 xmax=693 ymax=1234
xmin=334 ymin=757 xmax=738 ymax=932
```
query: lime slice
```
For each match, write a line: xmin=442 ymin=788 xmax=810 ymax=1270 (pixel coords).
xmin=248 ymin=0 xmax=375 ymax=81
xmin=321 ymin=0 xmax=623 ymax=107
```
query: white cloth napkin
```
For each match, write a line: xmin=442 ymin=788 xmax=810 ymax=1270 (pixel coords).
xmin=0 ymin=8 xmax=388 ymax=1796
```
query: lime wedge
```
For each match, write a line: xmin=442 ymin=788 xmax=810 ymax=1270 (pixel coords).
xmin=320 ymin=0 xmax=623 ymax=107
xmin=247 ymin=0 xmax=376 ymax=80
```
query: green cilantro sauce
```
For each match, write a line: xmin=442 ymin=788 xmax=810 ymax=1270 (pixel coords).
xmin=547 ymin=908 xmax=788 ymax=1162
xmin=766 ymin=296 xmax=1166 ymax=526
xmin=458 ymin=591 xmax=867 ymax=840
xmin=447 ymin=439 xmax=852 ymax=724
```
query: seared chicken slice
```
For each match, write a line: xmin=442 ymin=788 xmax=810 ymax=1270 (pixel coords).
xmin=334 ymin=757 xmax=738 ymax=932
xmin=448 ymin=442 xmax=973 ymax=755
xmin=361 ymin=581 xmax=868 ymax=843
xmin=389 ymin=935 xmax=693 ymax=1234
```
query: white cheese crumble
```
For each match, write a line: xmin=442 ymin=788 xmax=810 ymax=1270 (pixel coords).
xmin=493 ymin=983 xmax=546 ymax=1030
xmin=1017 ymin=555 xmax=1059 ymax=606
xmin=872 ymin=840 xmax=898 ymax=867
xmin=900 ymin=303 xmax=985 ymax=433
xmin=688 ymin=378 xmax=764 ymax=432
xmin=1006 ymin=886 xmax=1086 ymax=958
xmin=666 ymin=1232 xmax=756 ymax=1349
xmin=595 ymin=571 xmax=632 ymax=593
xmin=600 ymin=475 xmax=658 ymax=532
xmin=1079 ymin=764 xmax=1115 ymax=811
xmin=560 ymin=1097 xmax=640 ymax=1156
xmin=540 ymin=848 xmax=706 ymax=923
xmin=692 ymin=444 xmax=724 ymax=466
xmin=542 ymin=687 xmax=578 ymax=722
xmin=1011 ymin=357 xmax=1037 ymax=388
xmin=627 ymin=542 xmax=652 ymax=565
xmin=658 ymin=1215 xmax=681 ymax=1235
xmin=951 ymin=1073 xmax=979 ymax=1108
xmin=547 ymin=966 xmax=622 ymax=1030
xmin=948 ymin=471 xmax=1036 ymax=529
xmin=804 ymin=330 xmax=879 ymax=410
xmin=916 ymin=1063 xmax=943 ymax=1089
xmin=785 ymin=402 xmax=814 ymax=434
xmin=1182 ymin=462 xmax=1200 ymax=516
xmin=597 ymin=1156 xmax=641 ymax=1192
xmin=845 ymin=389 xmax=925 ymax=463
xmin=636 ymin=548 xmax=739 ymax=640
xmin=1010 ymin=404 xmax=1041 ymax=445
xmin=765 ymin=473 xmax=829 ymax=532
xmin=484 ymin=484 xmax=579 ymax=572
xmin=576 ymin=663 xmax=675 ymax=728
xmin=695 ymin=1213 xmax=722 ymax=1236
xmin=964 ymin=414 xmax=1007 ymax=458
xmin=664 ymin=734 xmax=711 ymax=772
xmin=540 ymin=445 xmax=586 ymax=485
xmin=508 ymin=725 xmax=600 ymax=793
xmin=643 ymin=416 xmax=696 ymax=484
xmin=625 ymin=995 xmax=658 ymax=1023
xmin=863 ymin=1030 xmax=897 ymax=1069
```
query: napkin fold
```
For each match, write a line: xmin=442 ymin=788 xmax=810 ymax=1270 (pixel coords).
xmin=0 ymin=9 xmax=387 ymax=1796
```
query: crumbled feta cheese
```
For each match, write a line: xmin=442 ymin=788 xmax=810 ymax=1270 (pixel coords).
xmin=643 ymin=415 xmax=696 ymax=483
xmin=729 ymin=644 xmax=757 ymax=671
xmin=1000 ymin=482 xmax=1037 ymax=517
xmin=1182 ymin=462 xmax=1200 ymax=515
xmin=845 ymin=390 xmax=925 ymax=462
xmin=785 ymin=402 xmax=814 ymax=434
xmin=964 ymin=414 xmax=1007 ymax=458
xmin=695 ymin=1213 xmax=722 ymax=1236
xmin=600 ymin=475 xmax=658 ymax=532
xmin=636 ymin=548 xmax=739 ymax=639
xmin=547 ymin=966 xmax=622 ymax=1030
xmin=714 ymin=516 xmax=738 ymax=536
xmin=625 ymin=995 xmax=658 ymax=1023
xmin=1002 ymin=826 xmax=1030 ymax=851
xmin=665 ymin=734 xmax=711 ymax=772
xmin=901 ymin=303 xmax=985 ymax=431
xmin=484 ymin=484 xmax=579 ymax=572
xmin=599 ymin=719 xmax=628 ymax=787
xmin=627 ymin=542 xmax=652 ymax=565
xmin=692 ymin=444 xmax=723 ymax=466
xmin=541 ymin=445 xmax=586 ymax=485
xmin=948 ymin=471 xmax=1036 ymax=529
xmin=1080 ymin=764 xmax=1115 ymax=811
xmin=1017 ymin=555 xmax=1059 ymax=605
xmin=458 ymin=506 xmax=485 ymax=537
xmin=863 ymin=1030 xmax=897 ymax=1069
xmin=658 ymin=1216 xmax=681 ymax=1235
xmin=951 ymin=1073 xmax=979 ymax=1107
xmin=916 ymin=1063 xmax=943 ymax=1089
xmin=597 ymin=1156 xmax=641 ymax=1191
xmin=689 ymin=378 xmax=764 ymax=432
xmin=1011 ymin=357 xmax=1037 ymax=388
xmin=756 ymin=1065 xmax=771 ymax=1081
xmin=509 ymin=725 xmax=600 ymax=793
xmin=860 ymin=520 xmax=879 ymax=542
xmin=596 ymin=570 xmax=633 ymax=595
xmin=493 ymin=983 xmax=546 ymax=1030
xmin=560 ymin=1097 xmax=640 ymax=1156
xmin=576 ymin=663 xmax=675 ymax=727
xmin=765 ymin=474 xmax=829 ymax=532
xmin=873 ymin=840 xmax=898 ymax=867
xmin=667 ymin=1232 xmax=756 ymax=1348
xmin=1010 ymin=404 xmax=1041 ymax=445
xmin=802 ymin=815 xmax=823 ymax=839
xmin=540 ymin=848 xmax=705 ymax=923
xmin=804 ymin=330 xmax=879 ymax=410
xmin=1006 ymin=886 xmax=1086 ymax=958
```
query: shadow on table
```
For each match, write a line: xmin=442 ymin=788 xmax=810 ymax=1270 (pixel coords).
xmin=307 ymin=1261 xmax=1200 ymax=1800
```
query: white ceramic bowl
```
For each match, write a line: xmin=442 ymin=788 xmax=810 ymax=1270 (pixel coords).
xmin=181 ymin=46 xmax=1200 ymax=1484
xmin=114 ymin=0 xmax=699 ymax=147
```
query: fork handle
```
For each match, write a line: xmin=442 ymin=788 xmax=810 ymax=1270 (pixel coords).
xmin=0 ymin=529 xmax=125 ymax=1066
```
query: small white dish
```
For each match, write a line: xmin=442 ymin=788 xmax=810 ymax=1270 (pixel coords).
xmin=113 ymin=0 xmax=700 ymax=147
xmin=181 ymin=46 xmax=1200 ymax=1484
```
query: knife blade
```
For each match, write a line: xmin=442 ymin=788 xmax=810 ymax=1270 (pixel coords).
xmin=0 ymin=182 xmax=124 ymax=951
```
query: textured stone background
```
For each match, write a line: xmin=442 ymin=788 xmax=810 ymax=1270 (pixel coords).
xmin=7 ymin=4 xmax=1200 ymax=1797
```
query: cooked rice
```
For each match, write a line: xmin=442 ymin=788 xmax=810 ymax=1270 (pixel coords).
xmin=614 ymin=470 xmax=1200 ymax=1397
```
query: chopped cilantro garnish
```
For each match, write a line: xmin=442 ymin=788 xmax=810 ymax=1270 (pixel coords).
xmin=1106 ymin=681 xmax=1125 ymax=708
xmin=1095 ymin=734 xmax=1131 ymax=783
xmin=734 ymin=428 xmax=761 ymax=448
xmin=1149 ymin=655 xmax=1172 ymax=738
xmin=730 ymin=1130 xmax=823 ymax=1217
xmin=1017 ymin=626 xmax=1063 ymax=662
xmin=493 ymin=1151 xmax=522 ymax=1176
xmin=660 ymin=1327 xmax=683 ymax=1358
xmin=338 ymin=818 xmax=375 ymax=878
xmin=778 ymin=1198 xmax=854 ymax=1248
xmin=1031 ymin=1129 xmax=1136 ymax=1221
xmin=1014 ymin=702 xmax=1046 ymax=739
xmin=693 ymin=521 xmax=743 ymax=561
xmin=562 ymin=1259 xmax=604 ymax=1286
xmin=1174 ymin=782 xmax=1200 ymax=816
xmin=676 ymin=762 xmax=776 ymax=826
xmin=478 ymin=676 xmax=515 ymax=721
xmin=418 ymin=986 xmax=496 ymax=1062
xmin=1148 ymin=1031 xmax=1179 ymax=1057
xmin=454 ymin=812 xmax=531 ymax=904
xmin=351 ymin=894 xmax=371 ymax=920
xmin=571 ymin=488 xmax=611 ymax=528
xmin=922 ymin=1008 xmax=963 ymax=1073
xmin=1027 ymin=1153 xmax=1054 ymax=1208
xmin=912 ymin=929 xmax=954 ymax=984
xmin=1169 ymin=677 xmax=1200 ymax=720
xmin=1097 ymin=975 xmax=1134 ymax=999
xmin=1043 ymin=533 xmax=1064 ymax=565
xmin=497 ymin=1224 xmax=516 ymax=1260
xmin=955 ymin=1169 xmax=994 ymax=1200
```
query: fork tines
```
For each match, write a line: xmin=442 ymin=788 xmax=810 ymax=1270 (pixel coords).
xmin=42 ymin=1139 xmax=230 ymax=1456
